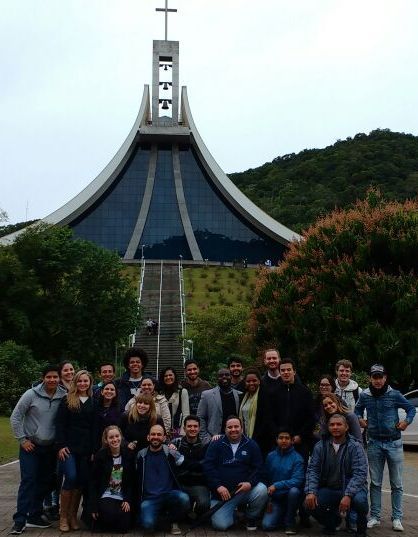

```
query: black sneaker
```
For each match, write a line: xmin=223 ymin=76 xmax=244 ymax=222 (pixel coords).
xmin=26 ymin=516 xmax=51 ymax=529
xmin=9 ymin=523 xmax=26 ymax=535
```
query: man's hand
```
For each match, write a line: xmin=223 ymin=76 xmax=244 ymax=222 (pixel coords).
xmin=396 ymin=420 xmax=409 ymax=431
xmin=359 ymin=418 xmax=367 ymax=428
xmin=267 ymin=485 xmax=276 ymax=496
xmin=211 ymin=435 xmax=221 ymax=441
xmin=21 ymin=439 xmax=35 ymax=453
xmin=235 ymin=482 xmax=251 ymax=494
xmin=339 ymin=495 xmax=351 ymax=514
xmin=58 ymin=447 xmax=71 ymax=461
xmin=304 ymin=493 xmax=318 ymax=510
xmin=216 ymin=486 xmax=231 ymax=501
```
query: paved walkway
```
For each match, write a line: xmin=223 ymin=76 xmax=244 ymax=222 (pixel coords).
xmin=1 ymin=451 xmax=417 ymax=537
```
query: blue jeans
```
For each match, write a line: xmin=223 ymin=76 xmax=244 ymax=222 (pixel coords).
xmin=310 ymin=488 xmax=368 ymax=533
xmin=262 ymin=487 xmax=302 ymax=529
xmin=182 ymin=484 xmax=211 ymax=515
xmin=59 ymin=453 xmax=90 ymax=490
xmin=367 ymin=437 xmax=404 ymax=520
xmin=211 ymin=483 xmax=268 ymax=531
xmin=13 ymin=445 xmax=56 ymax=525
xmin=140 ymin=491 xmax=190 ymax=530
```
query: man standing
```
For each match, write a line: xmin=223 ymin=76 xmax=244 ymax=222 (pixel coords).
xmin=334 ymin=359 xmax=362 ymax=412
xmin=203 ymin=416 xmax=268 ymax=531
xmin=137 ymin=424 xmax=190 ymax=534
xmin=10 ymin=365 xmax=67 ymax=534
xmin=305 ymin=414 xmax=369 ymax=537
xmin=116 ymin=347 xmax=150 ymax=410
xmin=262 ymin=429 xmax=305 ymax=534
xmin=93 ymin=362 xmax=116 ymax=396
xmin=269 ymin=359 xmax=315 ymax=461
xmin=172 ymin=415 xmax=210 ymax=516
xmin=228 ymin=356 xmax=246 ymax=392
xmin=355 ymin=364 xmax=416 ymax=532
xmin=197 ymin=368 xmax=241 ymax=442
xmin=181 ymin=359 xmax=211 ymax=415
xmin=261 ymin=349 xmax=281 ymax=394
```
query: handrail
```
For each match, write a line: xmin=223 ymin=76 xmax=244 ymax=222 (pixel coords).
xmin=179 ymin=258 xmax=186 ymax=362
xmin=156 ymin=260 xmax=163 ymax=375
xmin=130 ymin=258 xmax=146 ymax=347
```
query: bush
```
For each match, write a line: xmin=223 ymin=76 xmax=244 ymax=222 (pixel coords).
xmin=0 ymin=341 xmax=45 ymax=415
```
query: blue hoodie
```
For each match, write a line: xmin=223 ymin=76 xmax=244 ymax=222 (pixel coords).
xmin=263 ymin=445 xmax=305 ymax=496
xmin=203 ymin=434 xmax=263 ymax=494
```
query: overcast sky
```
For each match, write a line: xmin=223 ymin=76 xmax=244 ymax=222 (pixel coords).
xmin=2 ymin=0 xmax=418 ymax=223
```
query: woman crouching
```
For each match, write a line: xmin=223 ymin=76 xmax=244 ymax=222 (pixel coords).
xmin=89 ymin=426 xmax=136 ymax=533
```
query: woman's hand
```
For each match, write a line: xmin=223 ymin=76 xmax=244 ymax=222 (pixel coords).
xmin=92 ymin=513 xmax=98 ymax=520
xmin=121 ymin=502 xmax=130 ymax=512
xmin=58 ymin=447 xmax=70 ymax=461
xmin=127 ymin=441 xmax=137 ymax=450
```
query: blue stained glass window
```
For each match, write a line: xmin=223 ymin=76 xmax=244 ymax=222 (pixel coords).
xmin=138 ymin=148 xmax=191 ymax=259
xmin=179 ymin=147 xmax=286 ymax=264
xmin=70 ymin=145 xmax=150 ymax=256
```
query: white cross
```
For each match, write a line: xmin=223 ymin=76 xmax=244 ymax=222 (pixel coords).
xmin=156 ymin=0 xmax=177 ymax=41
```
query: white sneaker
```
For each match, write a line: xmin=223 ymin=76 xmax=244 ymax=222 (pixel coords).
xmin=170 ymin=523 xmax=182 ymax=535
xmin=392 ymin=519 xmax=404 ymax=532
xmin=367 ymin=518 xmax=381 ymax=528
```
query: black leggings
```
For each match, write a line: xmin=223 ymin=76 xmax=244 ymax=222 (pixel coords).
xmin=96 ymin=497 xmax=131 ymax=533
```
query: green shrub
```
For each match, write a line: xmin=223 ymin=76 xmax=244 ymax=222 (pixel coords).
xmin=0 ymin=341 xmax=45 ymax=415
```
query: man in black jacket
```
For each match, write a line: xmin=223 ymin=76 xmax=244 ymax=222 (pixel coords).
xmin=269 ymin=359 xmax=315 ymax=462
xmin=137 ymin=424 xmax=190 ymax=534
xmin=172 ymin=415 xmax=210 ymax=516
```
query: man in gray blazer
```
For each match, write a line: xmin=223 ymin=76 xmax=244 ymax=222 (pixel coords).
xmin=197 ymin=368 xmax=241 ymax=442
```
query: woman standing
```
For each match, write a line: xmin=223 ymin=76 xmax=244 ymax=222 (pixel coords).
xmin=321 ymin=393 xmax=363 ymax=443
xmin=55 ymin=370 xmax=95 ymax=532
xmin=89 ymin=426 xmax=135 ymax=533
xmin=120 ymin=393 xmax=164 ymax=451
xmin=58 ymin=361 xmax=76 ymax=392
xmin=94 ymin=381 xmax=123 ymax=452
xmin=239 ymin=368 xmax=264 ymax=442
xmin=159 ymin=367 xmax=190 ymax=439
xmin=126 ymin=377 xmax=171 ymax=434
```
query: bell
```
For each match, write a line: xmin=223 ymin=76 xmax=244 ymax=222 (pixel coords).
xmin=162 ymin=100 xmax=169 ymax=110
xmin=163 ymin=82 xmax=169 ymax=90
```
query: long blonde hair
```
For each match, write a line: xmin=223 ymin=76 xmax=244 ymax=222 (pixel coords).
xmin=128 ymin=393 xmax=157 ymax=425
xmin=66 ymin=369 xmax=93 ymax=410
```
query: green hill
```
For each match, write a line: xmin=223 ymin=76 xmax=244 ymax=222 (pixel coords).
xmin=230 ymin=129 xmax=418 ymax=233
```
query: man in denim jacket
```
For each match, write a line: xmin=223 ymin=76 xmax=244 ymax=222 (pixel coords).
xmin=355 ymin=364 xmax=416 ymax=532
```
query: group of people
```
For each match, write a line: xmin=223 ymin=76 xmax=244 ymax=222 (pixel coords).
xmin=10 ymin=348 xmax=416 ymax=536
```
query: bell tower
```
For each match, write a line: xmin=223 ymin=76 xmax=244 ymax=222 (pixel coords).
xmin=152 ymin=1 xmax=179 ymax=126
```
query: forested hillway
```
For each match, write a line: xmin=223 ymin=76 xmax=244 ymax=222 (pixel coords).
xmin=230 ymin=129 xmax=418 ymax=233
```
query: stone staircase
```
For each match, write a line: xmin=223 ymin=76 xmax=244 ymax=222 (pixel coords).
xmin=134 ymin=262 xmax=184 ymax=378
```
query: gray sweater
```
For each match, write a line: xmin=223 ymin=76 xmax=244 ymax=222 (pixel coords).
xmin=10 ymin=383 xmax=67 ymax=446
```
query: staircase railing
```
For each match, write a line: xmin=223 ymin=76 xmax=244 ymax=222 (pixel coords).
xmin=130 ymin=258 xmax=146 ymax=347
xmin=179 ymin=257 xmax=187 ymax=363
xmin=156 ymin=260 xmax=163 ymax=375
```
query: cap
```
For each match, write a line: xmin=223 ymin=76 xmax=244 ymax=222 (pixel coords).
xmin=370 ymin=364 xmax=386 ymax=376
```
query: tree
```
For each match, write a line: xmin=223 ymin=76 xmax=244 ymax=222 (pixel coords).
xmin=186 ymin=304 xmax=251 ymax=380
xmin=250 ymin=191 xmax=418 ymax=386
xmin=0 ymin=341 xmax=45 ymax=415
xmin=1 ymin=224 xmax=140 ymax=370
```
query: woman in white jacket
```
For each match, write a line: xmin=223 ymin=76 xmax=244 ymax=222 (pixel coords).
xmin=159 ymin=367 xmax=190 ymax=439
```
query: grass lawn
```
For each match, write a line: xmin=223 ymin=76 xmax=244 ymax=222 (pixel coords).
xmin=0 ymin=416 xmax=18 ymax=464
xmin=184 ymin=266 xmax=258 ymax=315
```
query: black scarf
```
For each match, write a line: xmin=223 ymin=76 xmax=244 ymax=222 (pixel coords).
xmin=369 ymin=382 xmax=389 ymax=397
